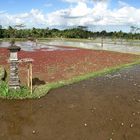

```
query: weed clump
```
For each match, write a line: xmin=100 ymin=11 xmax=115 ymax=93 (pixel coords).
xmin=0 ymin=81 xmax=30 ymax=99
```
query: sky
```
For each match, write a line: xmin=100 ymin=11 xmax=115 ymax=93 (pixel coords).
xmin=0 ymin=0 xmax=140 ymax=32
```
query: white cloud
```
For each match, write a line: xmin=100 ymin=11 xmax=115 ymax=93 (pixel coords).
xmin=70 ymin=2 xmax=91 ymax=17
xmin=46 ymin=2 xmax=92 ymax=26
xmin=46 ymin=0 xmax=140 ymax=27
xmin=0 ymin=0 xmax=140 ymax=29
xmin=0 ymin=9 xmax=47 ymax=28
xmin=0 ymin=11 xmax=7 ymax=14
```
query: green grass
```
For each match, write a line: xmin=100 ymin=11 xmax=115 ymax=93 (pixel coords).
xmin=0 ymin=81 xmax=30 ymax=99
xmin=0 ymin=81 xmax=8 ymax=97
xmin=0 ymin=60 xmax=140 ymax=99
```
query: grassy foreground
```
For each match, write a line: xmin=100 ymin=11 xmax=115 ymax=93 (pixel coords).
xmin=0 ymin=60 xmax=139 ymax=99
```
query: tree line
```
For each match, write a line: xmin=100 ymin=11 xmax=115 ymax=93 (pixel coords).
xmin=0 ymin=26 xmax=140 ymax=40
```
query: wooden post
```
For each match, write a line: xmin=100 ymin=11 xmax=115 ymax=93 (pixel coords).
xmin=27 ymin=64 xmax=30 ymax=87
xmin=30 ymin=63 xmax=33 ymax=95
xmin=19 ymin=58 xmax=33 ymax=94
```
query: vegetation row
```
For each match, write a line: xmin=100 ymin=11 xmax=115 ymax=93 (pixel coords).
xmin=0 ymin=26 xmax=139 ymax=40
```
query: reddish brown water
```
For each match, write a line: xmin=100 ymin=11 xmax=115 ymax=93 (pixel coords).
xmin=0 ymin=65 xmax=140 ymax=140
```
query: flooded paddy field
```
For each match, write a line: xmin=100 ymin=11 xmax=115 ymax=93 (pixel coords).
xmin=40 ymin=39 xmax=140 ymax=54
xmin=0 ymin=65 xmax=140 ymax=140
xmin=0 ymin=39 xmax=140 ymax=54
xmin=0 ymin=43 xmax=139 ymax=84
xmin=0 ymin=40 xmax=140 ymax=84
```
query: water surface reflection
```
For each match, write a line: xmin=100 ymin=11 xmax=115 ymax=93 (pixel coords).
xmin=0 ymin=40 xmax=140 ymax=54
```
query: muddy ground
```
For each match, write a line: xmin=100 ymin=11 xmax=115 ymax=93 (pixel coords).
xmin=0 ymin=65 xmax=140 ymax=140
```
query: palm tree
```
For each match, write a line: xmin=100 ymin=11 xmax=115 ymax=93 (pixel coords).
xmin=130 ymin=26 xmax=140 ymax=33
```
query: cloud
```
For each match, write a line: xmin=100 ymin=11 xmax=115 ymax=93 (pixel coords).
xmin=0 ymin=11 xmax=7 ymax=14
xmin=0 ymin=0 xmax=140 ymax=29
xmin=0 ymin=9 xmax=47 ymax=28
xmin=46 ymin=2 xmax=92 ymax=26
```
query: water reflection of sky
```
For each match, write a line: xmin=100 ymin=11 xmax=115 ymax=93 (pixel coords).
xmin=43 ymin=40 xmax=140 ymax=54
xmin=0 ymin=40 xmax=140 ymax=54
xmin=0 ymin=41 xmax=78 ymax=52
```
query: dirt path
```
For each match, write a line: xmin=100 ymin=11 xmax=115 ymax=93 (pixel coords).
xmin=0 ymin=65 xmax=140 ymax=140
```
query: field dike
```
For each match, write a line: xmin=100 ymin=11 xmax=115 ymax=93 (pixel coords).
xmin=32 ymin=60 xmax=140 ymax=99
xmin=0 ymin=60 xmax=140 ymax=99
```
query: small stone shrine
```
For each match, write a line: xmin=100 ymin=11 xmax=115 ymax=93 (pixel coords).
xmin=8 ymin=42 xmax=21 ymax=89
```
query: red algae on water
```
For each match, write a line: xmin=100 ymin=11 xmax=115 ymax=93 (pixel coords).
xmin=0 ymin=47 xmax=138 ymax=84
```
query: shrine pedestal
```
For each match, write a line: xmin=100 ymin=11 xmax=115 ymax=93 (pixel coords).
xmin=9 ymin=61 xmax=20 ymax=89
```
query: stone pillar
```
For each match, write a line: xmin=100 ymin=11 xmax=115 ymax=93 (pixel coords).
xmin=8 ymin=44 xmax=21 ymax=90
xmin=9 ymin=61 xmax=20 ymax=89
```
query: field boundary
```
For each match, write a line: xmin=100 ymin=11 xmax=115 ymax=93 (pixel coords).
xmin=32 ymin=60 xmax=140 ymax=99
xmin=0 ymin=60 xmax=140 ymax=99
